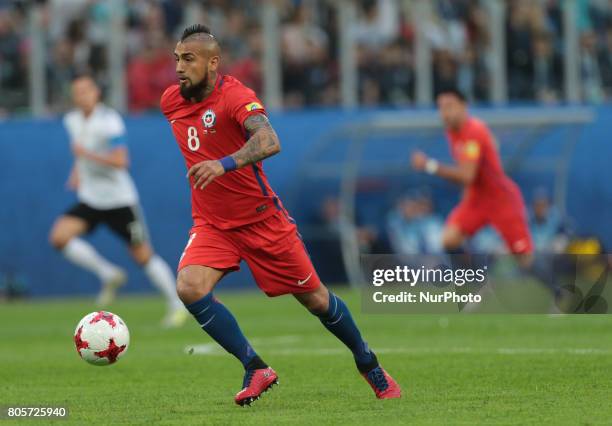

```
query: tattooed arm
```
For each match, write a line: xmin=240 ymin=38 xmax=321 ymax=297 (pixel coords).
xmin=188 ymin=114 xmax=281 ymax=190
xmin=231 ymin=114 xmax=281 ymax=168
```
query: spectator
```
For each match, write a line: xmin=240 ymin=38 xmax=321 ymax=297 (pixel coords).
xmin=0 ymin=6 xmax=27 ymax=113
xmin=47 ymin=0 xmax=89 ymax=42
xmin=3 ymin=0 xmax=612 ymax=115
xmin=456 ymin=44 xmax=488 ymax=102
xmin=307 ymin=195 xmax=380 ymax=283
xmin=471 ymin=226 xmax=506 ymax=254
xmin=529 ymin=189 xmax=569 ymax=253
xmin=506 ymin=1 xmax=542 ymax=100
xmin=433 ymin=49 xmax=458 ymax=97
xmin=387 ymin=190 xmax=444 ymax=255
xmin=281 ymin=3 xmax=332 ymax=107
xmin=224 ymin=24 xmax=263 ymax=94
xmin=378 ymin=40 xmax=413 ymax=105
xmin=600 ymin=26 xmax=612 ymax=98
xmin=47 ymin=39 xmax=75 ymax=113
xmin=580 ymin=30 xmax=605 ymax=103
xmin=160 ymin=0 xmax=184 ymax=37
xmin=353 ymin=0 xmax=400 ymax=50
xmin=126 ymin=29 xmax=175 ymax=113
xmin=319 ymin=196 xmax=381 ymax=254
xmin=531 ymin=32 xmax=563 ymax=103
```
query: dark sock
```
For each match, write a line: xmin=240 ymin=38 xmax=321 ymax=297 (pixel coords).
xmin=315 ymin=291 xmax=377 ymax=372
xmin=185 ymin=293 xmax=262 ymax=369
xmin=245 ymin=355 xmax=268 ymax=371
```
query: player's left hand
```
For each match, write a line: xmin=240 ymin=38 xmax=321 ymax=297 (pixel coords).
xmin=411 ymin=151 xmax=428 ymax=171
xmin=187 ymin=160 xmax=225 ymax=190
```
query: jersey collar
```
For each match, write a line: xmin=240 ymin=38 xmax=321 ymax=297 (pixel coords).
xmin=449 ymin=116 xmax=471 ymax=137
xmin=81 ymin=103 xmax=103 ymax=120
xmin=213 ymin=74 xmax=225 ymax=93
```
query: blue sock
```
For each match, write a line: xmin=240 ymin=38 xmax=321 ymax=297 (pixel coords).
xmin=185 ymin=293 xmax=259 ymax=368
xmin=316 ymin=292 xmax=376 ymax=371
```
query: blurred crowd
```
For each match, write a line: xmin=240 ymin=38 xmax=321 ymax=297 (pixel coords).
xmin=305 ymin=187 xmax=573 ymax=282
xmin=385 ymin=187 xmax=570 ymax=256
xmin=0 ymin=0 xmax=611 ymax=115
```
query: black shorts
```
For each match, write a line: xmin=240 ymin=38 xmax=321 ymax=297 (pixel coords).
xmin=65 ymin=202 xmax=149 ymax=246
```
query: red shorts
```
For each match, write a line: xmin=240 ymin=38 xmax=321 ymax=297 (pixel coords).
xmin=178 ymin=211 xmax=321 ymax=297
xmin=447 ymin=197 xmax=533 ymax=254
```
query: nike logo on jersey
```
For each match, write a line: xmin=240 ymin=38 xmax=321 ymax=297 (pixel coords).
xmin=297 ymin=273 xmax=313 ymax=286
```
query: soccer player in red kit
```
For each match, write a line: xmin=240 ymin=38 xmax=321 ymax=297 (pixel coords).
xmin=161 ymin=24 xmax=401 ymax=405
xmin=411 ymin=88 xmax=533 ymax=261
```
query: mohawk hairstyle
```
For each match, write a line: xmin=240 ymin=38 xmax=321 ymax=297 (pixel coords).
xmin=181 ymin=24 xmax=214 ymax=42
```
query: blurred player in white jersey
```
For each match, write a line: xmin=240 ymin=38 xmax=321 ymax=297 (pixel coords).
xmin=49 ymin=75 xmax=186 ymax=328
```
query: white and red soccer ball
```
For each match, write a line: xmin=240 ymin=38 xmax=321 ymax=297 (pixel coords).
xmin=74 ymin=311 xmax=130 ymax=366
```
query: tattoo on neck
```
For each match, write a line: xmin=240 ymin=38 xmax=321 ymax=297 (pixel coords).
xmin=190 ymin=71 xmax=217 ymax=103
xmin=202 ymin=71 xmax=217 ymax=99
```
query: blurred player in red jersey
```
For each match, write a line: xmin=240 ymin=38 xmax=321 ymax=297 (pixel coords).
xmin=161 ymin=24 xmax=400 ymax=406
xmin=411 ymin=88 xmax=533 ymax=263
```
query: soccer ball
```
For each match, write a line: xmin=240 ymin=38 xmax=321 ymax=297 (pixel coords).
xmin=73 ymin=311 xmax=130 ymax=366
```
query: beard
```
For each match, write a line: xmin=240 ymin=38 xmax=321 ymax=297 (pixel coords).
xmin=179 ymin=71 xmax=208 ymax=102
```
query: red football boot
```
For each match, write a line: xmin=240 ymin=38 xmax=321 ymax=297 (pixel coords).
xmin=234 ymin=367 xmax=278 ymax=406
xmin=361 ymin=366 xmax=401 ymax=399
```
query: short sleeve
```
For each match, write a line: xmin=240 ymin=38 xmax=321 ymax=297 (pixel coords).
xmin=227 ymin=85 xmax=267 ymax=131
xmin=63 ymin=113 xmax=76 ymax=143
xmin=99 ymin=109 xmax=127 ymax=148
xmin=104 ymin=109 xmax=126 ymax=139
xmin=456 ymin=139 xmax=482 ymax=163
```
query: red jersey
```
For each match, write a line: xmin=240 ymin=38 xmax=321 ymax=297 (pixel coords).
xmin=447 ymin=116 xmax=521 ymax=204
xmin=161 ymin=75 xmax=280 ymax=229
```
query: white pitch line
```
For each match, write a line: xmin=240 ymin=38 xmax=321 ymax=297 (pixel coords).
xmin=185 ymin=335 xmax=302 ymax=355
xmin=185 ymin=343 xmax=612 ymax=357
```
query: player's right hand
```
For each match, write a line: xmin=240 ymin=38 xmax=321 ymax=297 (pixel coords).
xmin=411 ymin=151 xmax=428 ymax=171
xmin=187 ymin=160 xmax=225 ymax=190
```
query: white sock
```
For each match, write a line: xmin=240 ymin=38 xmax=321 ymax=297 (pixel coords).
xmin=143 ymin=255 xmax=182 ymax=310
xmin=62 ymin=238 xmax=121 ymax=283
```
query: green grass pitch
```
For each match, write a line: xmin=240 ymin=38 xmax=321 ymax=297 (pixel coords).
xmin=2 ymin=290 xmax=612 ymax=425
